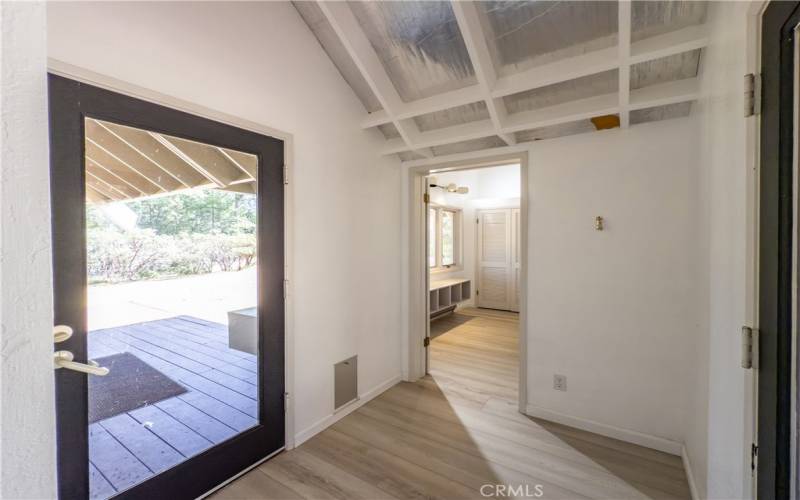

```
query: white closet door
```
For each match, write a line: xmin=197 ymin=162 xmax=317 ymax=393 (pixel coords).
xmin=477 ymin=209 xmax=512 ymax=310
xmin=511 ymin=208 xmax=521 ymax=312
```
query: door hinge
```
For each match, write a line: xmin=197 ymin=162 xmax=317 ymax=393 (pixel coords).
xmin=751 ymin=443 xmax=758 ymax=471
xmin=476 ymin=217 xmax=479 ymax=224
xmin=283 ymin=279 xmax=289 ymax=299
xmin=283 ymin=165 xmax=289 ymax=185
xmin=284 ymin=392 xmax=289 ymax=413
xmin=423 ymin=193 xmax=430 ymax=204
xmin=423 ymin=337 xmax=430 ymax=347
xmin=476 ymin=290 xmax=479 ymax=296
xmin=741 ymin=326 xmax=758 ymax=369
xmin=744 ymin=73 xmax=761 ymax=117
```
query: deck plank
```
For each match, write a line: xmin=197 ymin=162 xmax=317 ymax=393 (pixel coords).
xmin=128 ymin=404 xmax=213 ymax=458
xmin=100 ymin=413 xmax=184 ymax=474
xmin=89 ymin=462 xmax=117 ymax=500
xmin=178 ymin=391 xmax=257 ymax=432
xmin=155 ymin=397 xmax=239 ymax=444
xmin=88 ymin=316 xmax=261 ymax=498
xmin=89 ymin=423 xmax=152 ymax=492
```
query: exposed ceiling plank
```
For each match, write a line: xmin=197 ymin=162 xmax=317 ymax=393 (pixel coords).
xmin=219 ymin=182 xmax=256 ymax=195
xmin=86 ymin=185 xmax=111 ymax=204
xmin=85 ymin=140 xmax=161 ymax=195
xmin=316 ymin=1 xmax=430 ymax=156
xmin=85 ymin=161 xmax=140 ymax=199
xmin=95 ymin=120 xmax=196 ymax=189
xmin=85 ymin=155 xmax=149 ymax=198
xmin=618 ymin=0 xmax=632 ymax=128
xmin=217 ymin=147 xmax=257 ymax=180
xmin=150 ymin=133 xmax=246 ymax=188
xmin=85 ymin=173 xmax=125 ymax=202
xmin=451 ymin=1 xmax=515 ymax=146
xmin=87 ymin=120 xmax=180 ymax=192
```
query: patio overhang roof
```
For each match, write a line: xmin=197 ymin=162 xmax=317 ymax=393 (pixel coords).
xmin=84 ymin=118 xmax=257 ymax=204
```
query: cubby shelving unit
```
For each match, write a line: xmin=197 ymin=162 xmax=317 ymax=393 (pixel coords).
xmin=429 ymin=278 xmax=471 ymax=319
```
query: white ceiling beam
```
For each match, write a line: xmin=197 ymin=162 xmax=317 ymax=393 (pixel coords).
xmin=402 ymin=143 xmax=530 ymax=169
xmin=628 ymin=77 xmax=700 ymax=110
xmin=618 ymin=0 xmax=632 ymax=128
xmin=452 ymin=1 xmax=515 ymax=146
xmin=361 ymin=85 xmax=485 ymax=129
xmin=317 ymin=1 xmax=431 ymax=157
xmin=385 ymin=76 xmax=699 ymax=158
xmin=502 ymin=93 xmax=620 ymax=134
xmin=359 ymin=23 xmax=709 ymax=134
xmin=628 ymin=24 xmax=709 ymax=65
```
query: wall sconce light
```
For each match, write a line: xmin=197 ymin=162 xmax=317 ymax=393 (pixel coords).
xmin=595 ymin=216 xmax=604 ymax=231
xmin=428 ymin=178 xmax=469 ymax=195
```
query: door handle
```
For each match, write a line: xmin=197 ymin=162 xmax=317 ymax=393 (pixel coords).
xmin=53 ymin=325 xmax=73 ymax=343
xmin=53 ymin=350 xmax=109 ymax=376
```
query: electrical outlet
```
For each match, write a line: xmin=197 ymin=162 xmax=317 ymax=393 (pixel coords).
xmin=553 ymin=374 xmax=567 ymax=391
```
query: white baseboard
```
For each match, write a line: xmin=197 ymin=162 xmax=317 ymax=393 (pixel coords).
xmin=681 ymin=445 xmax=700 ymax=500
xmin=524 ymin=404 xmax=683 ymax=456
xmin=293 ymin=374 xmax=402 ymax=447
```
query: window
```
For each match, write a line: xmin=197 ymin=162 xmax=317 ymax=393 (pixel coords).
xmin=428 ymin=205 xmax=461 ymax=271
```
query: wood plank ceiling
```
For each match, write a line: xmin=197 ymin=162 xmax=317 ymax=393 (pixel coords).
xmin=294 ymin=0 xmax=708 ymax=163
xmin=84 ymin=118 xmax=257 ymax=204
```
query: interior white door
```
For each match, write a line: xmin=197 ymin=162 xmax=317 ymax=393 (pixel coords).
xmin=511 ymin=208 xmax=521 ymax=312
xmin=477 ymin=209 xmax=512 ymax=310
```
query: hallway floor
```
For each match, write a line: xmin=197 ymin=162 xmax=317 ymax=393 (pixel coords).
xmin=211 ymin=308 xmax=691 ymax=499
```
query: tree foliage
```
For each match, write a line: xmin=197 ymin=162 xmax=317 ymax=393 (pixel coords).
xmin=87 ymin=190 xmax=257 ymax=284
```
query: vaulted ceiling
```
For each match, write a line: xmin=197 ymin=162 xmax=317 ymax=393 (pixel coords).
xmin=294 ymin=1 xmax=707 ymax=163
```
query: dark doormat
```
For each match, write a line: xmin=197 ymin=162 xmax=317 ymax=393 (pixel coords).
xmin=88 ymin=352 xmax=187 ymax=423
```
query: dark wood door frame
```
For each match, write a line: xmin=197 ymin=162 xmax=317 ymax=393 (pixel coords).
xmin=48 ymin=74 xmax=285 ymax=499
xmin=758 ymin=3 xmax=800 ymax=499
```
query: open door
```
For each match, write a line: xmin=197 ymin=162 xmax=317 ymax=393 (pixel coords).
xmin=424 ymin=177 xmax=432 ymax=374
xmin=758 ymin=2 xmax=800 ymax=498
xmin=48 ymin=75 xmax=285 ymax=499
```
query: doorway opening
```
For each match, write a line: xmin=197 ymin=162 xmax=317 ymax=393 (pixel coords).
xmin=425 ymin=163 xmax=523 ymax=408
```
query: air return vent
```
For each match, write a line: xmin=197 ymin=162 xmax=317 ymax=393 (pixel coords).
xmin=334 ymin=356 xmax=358 ymax=410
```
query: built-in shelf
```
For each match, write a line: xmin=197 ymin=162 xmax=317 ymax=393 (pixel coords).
xmin=430 ymin=278 xmax=471 ymax=319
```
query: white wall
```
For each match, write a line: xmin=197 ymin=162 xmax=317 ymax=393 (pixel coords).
xmin=429 ymin=164 xmax=520 ymax=306
xmin=12 ymin=0 xmax=401 ymax=486
xmin=0 ymin=2 xmax=57 ymax=499
xmin=688 ymin=2 xmax=757 ymax=498
xmin=525 ymin=117 xmax=704 ymax=452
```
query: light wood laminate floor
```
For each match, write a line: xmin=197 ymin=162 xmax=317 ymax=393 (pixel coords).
xmin=211 ymin=307 xmax=691 ymax=500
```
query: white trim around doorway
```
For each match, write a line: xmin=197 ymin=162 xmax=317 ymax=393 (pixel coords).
xmin=402 ymin=152 xmax=530 ymax=413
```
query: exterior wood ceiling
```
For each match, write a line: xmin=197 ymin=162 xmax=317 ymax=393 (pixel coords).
xmin=84 ymin=118 xmax=257 ymax=204
xmin=294 ymin=0 xmax=708 ymax=163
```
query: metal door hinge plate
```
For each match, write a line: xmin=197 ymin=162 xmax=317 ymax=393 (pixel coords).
xmin=741 ymin=326 xmax=758 ymax=369
xmin=423 ymin=337 xmax=430 ymax=347
xmin=744 ymin=73 xmax=761 ymax=117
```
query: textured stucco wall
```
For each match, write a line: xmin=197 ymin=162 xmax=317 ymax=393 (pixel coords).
xmin=0 ymin=2 xmax=57 ymax=499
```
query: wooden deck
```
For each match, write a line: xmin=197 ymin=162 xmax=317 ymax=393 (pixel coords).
xmin=87 ymin=316 xmax=258 ymax=499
